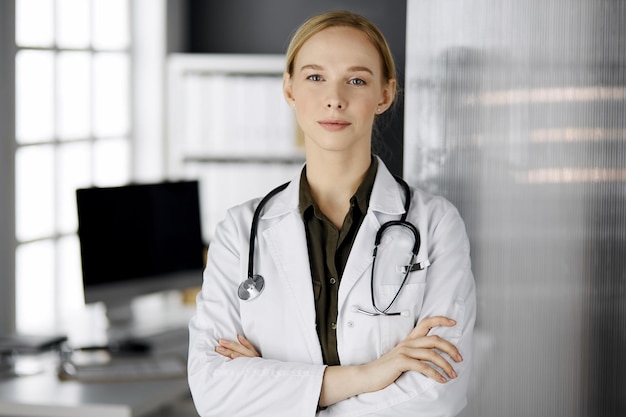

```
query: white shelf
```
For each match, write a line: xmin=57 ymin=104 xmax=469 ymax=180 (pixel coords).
xmin=168 ymin=53 xmax=287 ymax=77
xmin=182 ymin=151 xmax=305 ymax=165
xmin=167 ymin=53 xmax=299 ymax=176
xmin=166 ymin=54 xmax=303 ymax=241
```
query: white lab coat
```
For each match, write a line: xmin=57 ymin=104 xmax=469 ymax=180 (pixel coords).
xmin=188 ymin=157 xmax=476 ymax=417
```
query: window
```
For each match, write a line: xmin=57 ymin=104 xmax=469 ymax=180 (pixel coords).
xmin=14 ymin=0 xmax=131 ymax=333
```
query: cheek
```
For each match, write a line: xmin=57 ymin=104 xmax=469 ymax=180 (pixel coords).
xmin=293 ymin=101 xmax=311 ymax=121
xmin=291 ymin=82 xmax=315 ymax=101
xmin=354 ymin=98 xmax=379 ymax=120
xmin=349 ymin=91 xmax=379 ymax=110
xmin=292 ymin=91 xmax=317 ymax=117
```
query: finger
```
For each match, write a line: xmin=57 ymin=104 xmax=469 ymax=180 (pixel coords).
xmin=401 ymin=356 xmax=449 ymax=384
xmin=215 ymin=345 xmax=236 ymax=358
xmin=417 ymin=348 xmax=458 ymax=379
xmin=237 ymin=334 xmax=260 ymax=356
xmin=410 ymin=316 xmax=456 ymax=338
xmin=405 ymin=335 xmax=463 ymax=363
xmin=408 ymin=316 xmax=456 ymax=339
xmin=419 ymin=365 xmax=448 ymax=384
xmin=218 ymin=338 xmax=248 ymax=356
xmin=219 ymin=338 xmax=258 ymax=358
xmin=216 ymin=342 xmax=250 ymax=359
xmin=400 ymin=347 xmax=458 ymax=380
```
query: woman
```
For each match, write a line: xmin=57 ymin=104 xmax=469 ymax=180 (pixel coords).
xmin=188 ymin=10 xmax=476 ymax=417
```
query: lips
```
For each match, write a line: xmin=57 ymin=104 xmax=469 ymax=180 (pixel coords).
xmin=318 ymin=120 xmax=351 ymax=131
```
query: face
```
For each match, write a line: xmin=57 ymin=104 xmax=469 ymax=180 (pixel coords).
xmin=283 ymin=26 xmax=395 ymax=156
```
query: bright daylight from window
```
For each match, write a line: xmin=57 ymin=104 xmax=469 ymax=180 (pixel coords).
xmin=14 ymin=0 xmax=131 ymax=334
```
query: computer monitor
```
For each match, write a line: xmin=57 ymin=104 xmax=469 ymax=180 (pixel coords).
xmin=76 ymin=180 xmax=205 ymax=328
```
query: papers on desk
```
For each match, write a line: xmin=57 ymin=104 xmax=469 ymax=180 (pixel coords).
xmin=58 ymin=354 xmax=187 ymax=383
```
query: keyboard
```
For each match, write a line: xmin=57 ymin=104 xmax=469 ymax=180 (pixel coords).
xmin=59 ymin=355 xmax=187 ymax=382
xmin=140 ymin=327 xmax=189 ymax=348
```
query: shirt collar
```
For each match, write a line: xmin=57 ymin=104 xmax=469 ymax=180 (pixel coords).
xmin=298 ymin=156 xmax=378 ymax=219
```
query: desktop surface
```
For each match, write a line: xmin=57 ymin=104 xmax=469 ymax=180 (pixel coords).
xmin=0 ymin=295 xmax=197 ymax=417
xmin=0 ymin=369 xmax=191 ymax=417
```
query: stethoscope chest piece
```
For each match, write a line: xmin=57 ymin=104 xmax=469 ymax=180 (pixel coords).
xmin=238 ymin=275 xmax=265 ymax=301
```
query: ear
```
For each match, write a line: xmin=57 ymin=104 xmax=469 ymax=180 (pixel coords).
xmin=283 ymin=72 xmax=295 ymax=106
xmin=377 ymin=78 xmax=397 ymax=113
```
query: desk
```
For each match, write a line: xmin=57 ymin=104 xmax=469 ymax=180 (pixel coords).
xmin=0 ymin=294 xmax=198 ymax=416
xmin=0 ymin=370 xmax=191 ymax=417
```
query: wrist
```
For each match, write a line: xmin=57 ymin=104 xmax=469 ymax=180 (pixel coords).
xmin=320 ymin=365 xmax=371 ymax=407
xmin=356 ymin=363 xmax=378 ymax=394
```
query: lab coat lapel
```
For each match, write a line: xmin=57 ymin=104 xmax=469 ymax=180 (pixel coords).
xmin=337 ymin=213 xmax=380 ymax=304
xmin=261 ymin=185 xmax=322 ymax=363
xmin=262 ymin=212 xmax=315 ymax=314
xmin=338 ymin=159 xmax=406 ymax=307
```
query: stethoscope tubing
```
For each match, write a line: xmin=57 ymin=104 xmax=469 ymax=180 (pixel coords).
xmin=247 ymin=181 xmax=289 ymax=281
xmin=242 ymin=174 xmax=422 ymax=317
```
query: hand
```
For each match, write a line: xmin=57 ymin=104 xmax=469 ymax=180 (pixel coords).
xmin=215 ymin=334 xmax=260 ymax=359
xmin=360 ymin=316 xmax=463 ymax=391
xmin=319 ymin=316 xmax=463 ymax=407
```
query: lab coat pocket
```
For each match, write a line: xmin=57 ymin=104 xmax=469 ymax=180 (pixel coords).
xmin=375 ymin=233 xmax=429 ymax=286
xmin=377 ymin=281 xmax=427 ymax=354
xmin=375 ymin=269 xmax=428 ymax=314
xmin=378 ymin=311 xmax=416 ymax=354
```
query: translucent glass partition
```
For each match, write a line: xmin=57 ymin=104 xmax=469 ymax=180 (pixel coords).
xmin=405 ymin=1 xmax=625 ymax=416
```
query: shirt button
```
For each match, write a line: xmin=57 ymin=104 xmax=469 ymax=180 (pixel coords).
xmin=347 ymin=321 xmax=354 ymax=328
xmin=329 ymin=277 xmax=337 ymax=285
xmin=331 ymin=322 xmax=337 ymax=330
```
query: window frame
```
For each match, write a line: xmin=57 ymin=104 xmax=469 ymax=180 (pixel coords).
xmin=12 ymin=0 xmax=134 ymax=333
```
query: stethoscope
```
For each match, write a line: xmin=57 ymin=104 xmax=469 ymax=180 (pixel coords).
xmin=237 ymin=175 xmax=428 ymax=317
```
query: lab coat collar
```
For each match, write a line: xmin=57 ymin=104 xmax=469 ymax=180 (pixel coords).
xmin=368 ymin=156 xmax=407 ymax=218
xmin=258 ymin=164 xmax=304 ymax=220
xmin=259 ymin=156 xmax=407 ymax=220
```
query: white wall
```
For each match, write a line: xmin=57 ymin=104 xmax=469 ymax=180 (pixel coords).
xmin=132 ymin=0 xmax=167 ymax=183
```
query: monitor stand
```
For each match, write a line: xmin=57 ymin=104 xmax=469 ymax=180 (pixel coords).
xmin=101 ymin=291 xmax=194 ymax=355
xmin=100 ymin=304 xmax=153 ymax=354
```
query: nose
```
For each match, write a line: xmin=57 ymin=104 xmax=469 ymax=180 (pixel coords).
xmin=326 ymin=83 xmax=345 ymax=110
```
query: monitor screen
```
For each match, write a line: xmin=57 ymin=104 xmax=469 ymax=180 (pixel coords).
xmin=76 ymin=181 xmax=205 ymax=312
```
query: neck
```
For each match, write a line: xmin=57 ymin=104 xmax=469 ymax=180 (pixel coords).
xmin=304 ymin=151 xmax=372 ymax=228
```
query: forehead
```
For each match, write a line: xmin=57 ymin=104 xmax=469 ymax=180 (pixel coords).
xmin=295 ymin=26 xmax=382 ymax=71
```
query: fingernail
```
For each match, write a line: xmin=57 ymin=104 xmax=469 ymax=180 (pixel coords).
xmin=449 ymin=319 xmax=456 ymax=325
xmin=451 ymin=369 xmax=458 ymax=378
xmin=456 ymin=353 xmax=463 ymax=362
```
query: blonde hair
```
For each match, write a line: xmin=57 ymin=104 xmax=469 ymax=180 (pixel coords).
xmin=285 ymin=10 xmax=396 ymax=86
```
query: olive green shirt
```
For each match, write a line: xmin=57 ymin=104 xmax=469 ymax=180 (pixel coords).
xmin=298 ymin=157 xmax=378 ymax=365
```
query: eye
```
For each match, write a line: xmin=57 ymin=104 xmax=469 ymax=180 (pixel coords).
xmin=306 ymin=74 xmax=323 ymax=82
xmin=349 ymin=78 xmax=367 ymax=86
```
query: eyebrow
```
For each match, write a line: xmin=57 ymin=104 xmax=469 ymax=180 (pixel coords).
xmin=299 ymin=64 xmax=374 ymax=75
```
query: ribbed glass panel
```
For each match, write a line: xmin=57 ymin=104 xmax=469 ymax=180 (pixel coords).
xmin=405 ymin=1 xmax=625 ymax=416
